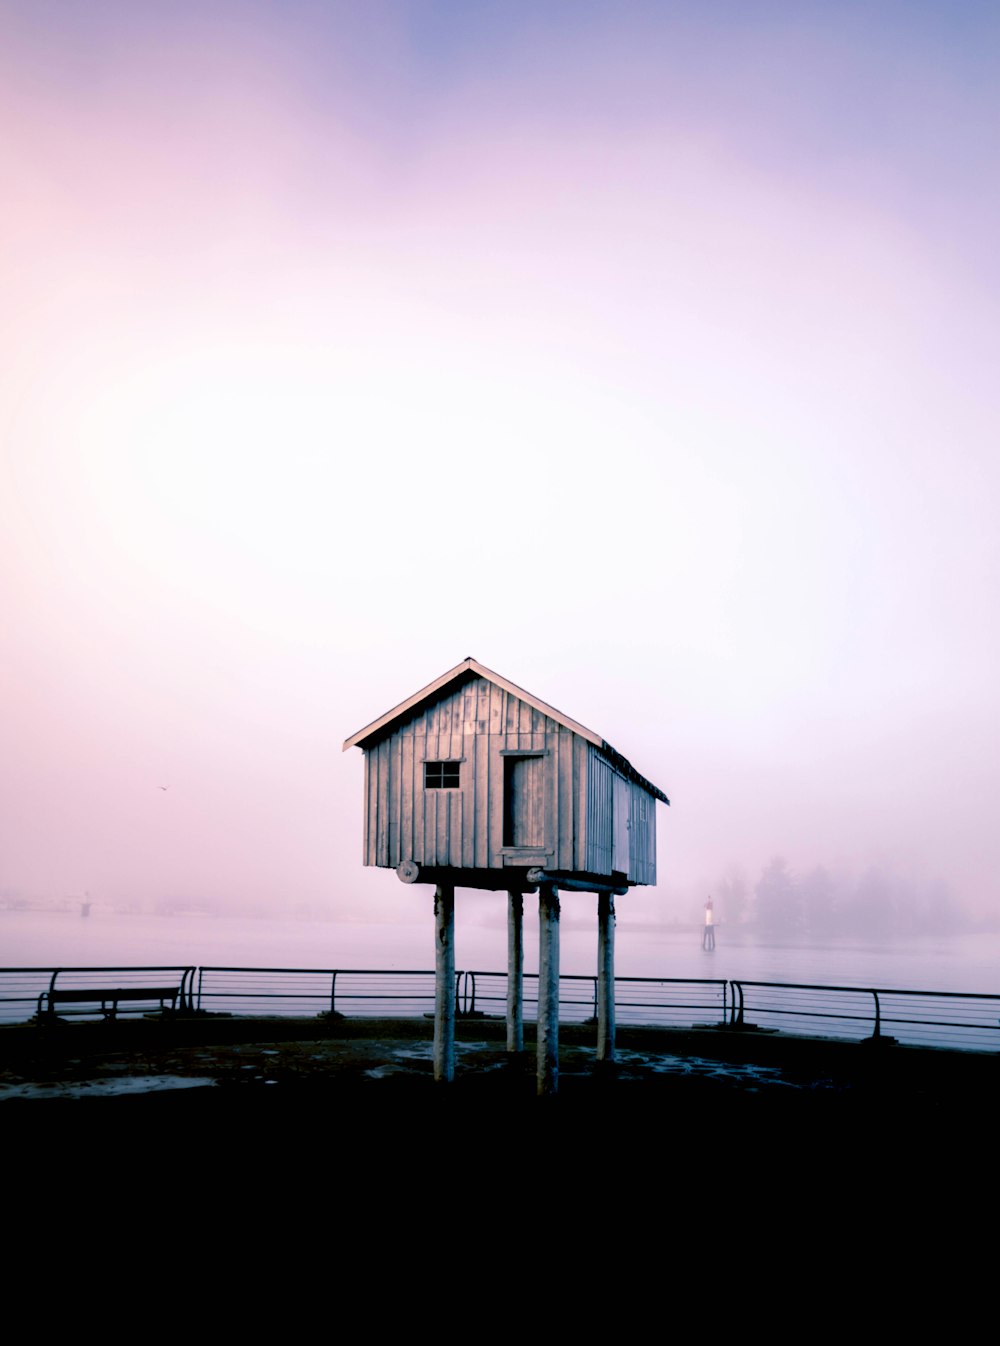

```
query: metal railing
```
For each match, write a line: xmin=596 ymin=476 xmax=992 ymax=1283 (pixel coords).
xmin=1 ymin=965 xmax=998 ymax=1053
xmin=461 ymin=971 xmax=728 ymax=1027
xmin=193 ymin=966 xmax=445 ymax=1019
xmin=729 ymin=980 xmax=1000 ymax=1051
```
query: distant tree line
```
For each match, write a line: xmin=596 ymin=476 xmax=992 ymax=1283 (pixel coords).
xmin=711 ymin=859 xmax=968 ymax=939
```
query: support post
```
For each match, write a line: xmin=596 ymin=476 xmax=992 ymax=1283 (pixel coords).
xmin=507 ymin=890 xmax=524 ymax=1053
xmin=433 ymin=883 xmax=455 ymax=1083
xmin=537 ymin=881 xmax=561 ymax=1096
xmin=597 ymin=891 xmax=616 ymax=1063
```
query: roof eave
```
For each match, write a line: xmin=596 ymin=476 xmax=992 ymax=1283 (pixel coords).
xmin=343 ymin=657 xmax=604 ymax=753
xmin=343 ymin=657 xmax=670 ymax=802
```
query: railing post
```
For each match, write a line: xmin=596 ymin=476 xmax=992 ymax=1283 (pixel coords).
xmin=330 ymin=971 xmax=338 ymax=1017
xmin=872 ymin=990 xmax=881 ymax=1040
xmin=42 ymin=969 xmax=61 ymax=1020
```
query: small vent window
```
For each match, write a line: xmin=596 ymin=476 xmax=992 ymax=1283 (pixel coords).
xmin=425 ymin=761 xmax=460 ymax=789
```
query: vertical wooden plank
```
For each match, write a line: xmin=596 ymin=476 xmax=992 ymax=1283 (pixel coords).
xmin=586 ymin=749 xmax=594 ymax=873
xmin=489 ymin=680 xmax=504 ymax=737
xmin=588 ymin=750 xmax=614 ymax=876
xmin=439 ymin=691 xmax=452 ymax=749
xmin=612 ymin=771 xmax=630 ymax=876
xmin=635 ymin=783 xmax=651 ymax=884
xmin=450 ymin=791 xmax=463 ymax=868
xmin=544 ymin=735 xmax=557 ymax=854
xmin=437 ymin=784 xmax=449 ymax=863
xmin=488 ymin=735 xmax=505 ymax=864
xmin=519 ymin=697 xmax=532 ymax=737
xmin=426 ymin=789 xmax=437 ymax=866
xmin=388 ymin=733 xmax=399 ymax=866
xmin=476 ymin=677 xmax=490 ymax=734
xmin=414 ymin=766 xmax=426 ymax=865
xmin=461 ymin=743 xmax=475 ymax=868
xmin=363 ymin=750 xmax=372 ymax=865
xmin=575 ymin=737 xmax=588 ymax=872
xmin=651 ymin=792 xmax=657 ymax=885
xmin=505 ymin=689 xmax=518 ymax=743
xmin=400 ymin=734 xmax=414 ymax=866
xmin=426 ymin=699 xmax=439 ymax=761
xmin=474 ymin=731 xmax=489 ymax=867
xmin=376 ymin=739 xmax=390 ymax=867
xmin=369 ymin=741 xmax=377 ymax=865
xmin=557 ymin=730 xmax=573 ymax=870
xmin=370 ymin=748 xmax=379 ymax=866
xmin=451 ymin=686 xmax=464 ymax=759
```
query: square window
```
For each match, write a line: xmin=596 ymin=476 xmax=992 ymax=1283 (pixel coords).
xmin=425 ymin=761 xmax=460 ymax=789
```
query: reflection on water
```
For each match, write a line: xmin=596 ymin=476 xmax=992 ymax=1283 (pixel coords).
xmin=2 ymin=908 xmax=997 ymax=994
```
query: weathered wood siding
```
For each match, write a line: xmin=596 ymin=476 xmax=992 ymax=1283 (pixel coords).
xmin=362 ymin=675 xmax=657 ymax=884
xmin=627 ymin=774 xmax=657 ymax=886
xmin=585 ymin=747 xmax=657 ymax=884
xmin=363 ymin=676 xmax=592 ymax=872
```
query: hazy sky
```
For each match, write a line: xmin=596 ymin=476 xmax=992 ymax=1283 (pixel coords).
xmin=2 ymin=1 xmax=998 ymax=920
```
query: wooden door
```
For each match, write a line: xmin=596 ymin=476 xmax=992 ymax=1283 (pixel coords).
xmin=612 ymin=773 xmax=631 ymax=877
xmin=504 ymin=756 xmax=545 ymax=848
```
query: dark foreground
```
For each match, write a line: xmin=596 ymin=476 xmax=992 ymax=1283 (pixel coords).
xmin=4 ymin=1015 xmax=995 ymax=1303
xmin=4 ymin=1012 xmax=997 ymax=1145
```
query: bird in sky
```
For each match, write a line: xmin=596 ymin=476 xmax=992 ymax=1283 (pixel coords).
xmin=157 ymin=785 xmax=171 ymax=791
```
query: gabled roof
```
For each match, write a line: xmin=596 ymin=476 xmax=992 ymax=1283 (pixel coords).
xmin=343 ymin=657 xmax=669 ymax=804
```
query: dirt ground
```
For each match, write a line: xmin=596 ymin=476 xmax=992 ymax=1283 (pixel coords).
xmin=4 ymin=1015 xmax=993 ymax=1269
xmin=3 ymin=1012 xmax=996 ymax=1125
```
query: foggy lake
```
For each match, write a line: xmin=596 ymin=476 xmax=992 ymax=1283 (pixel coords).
xmin=4 ymin=907 xmax=997 ymax=996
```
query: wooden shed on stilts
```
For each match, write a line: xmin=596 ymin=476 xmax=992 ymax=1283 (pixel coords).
xmin=343 ymin=658 xmax=669 ymax=1095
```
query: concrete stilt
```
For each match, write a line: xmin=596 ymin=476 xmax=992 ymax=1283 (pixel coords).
xmin=597 ymin=891 xmax=616 ymax=1063
xmin=537 ymin=881 xmax=561 ymax=1096
xmin=507 ymin=890 xmax=524 ymax=1053
xmin=433 ymin=882 xmax=455 ymax=1083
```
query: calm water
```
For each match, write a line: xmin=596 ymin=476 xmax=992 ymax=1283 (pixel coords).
xmin=3 ymin=907 xmax=997 ymax=994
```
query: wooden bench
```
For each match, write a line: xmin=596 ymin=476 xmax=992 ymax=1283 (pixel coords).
xmin=37 ymin=985 xmax=182 ymax=1021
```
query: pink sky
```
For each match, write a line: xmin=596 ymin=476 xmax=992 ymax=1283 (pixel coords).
xmin=2 ymin=2 xmax=998 ymax=921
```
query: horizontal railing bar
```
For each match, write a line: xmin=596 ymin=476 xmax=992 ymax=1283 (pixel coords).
xmin=737 ymin=1012 xmax=877 ymax=1017
xmin=465 ymin=970 xmax=727 ymax=986
xmin=615 ymin=1000 xmax=726 ymax=1011
xmin=198 ymin=966 xmax=436 ymax=976
xmin=882 ymin=1012 xmax=1000 ymax=1022
xmin=734 ymin=979 xmax=1000 ymax=1001
xmin=195 ymin=993 xmax=433 ymax=1001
